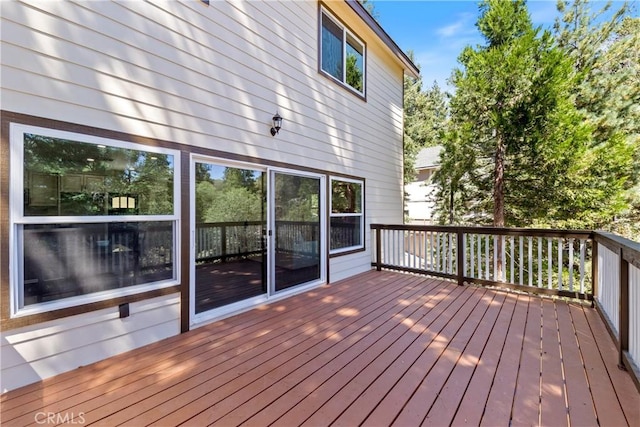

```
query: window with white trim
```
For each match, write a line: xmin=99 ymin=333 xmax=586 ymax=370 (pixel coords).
xmin=330 ymin=177 xmax=364 ymax=253
xmin=10 ymin=124 xmax=180 ymax=316
xmin=320 ymin=7 xmax=365 ymax=95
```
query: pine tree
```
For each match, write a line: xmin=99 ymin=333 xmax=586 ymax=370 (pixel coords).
xmin=434 ymin=0 xmax=635 ymax=232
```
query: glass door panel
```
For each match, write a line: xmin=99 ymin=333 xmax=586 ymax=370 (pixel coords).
xmin=273 ymin=173 xmax=321 ymax=291
xmin=194 ymin=162 xmax=266 ymax=313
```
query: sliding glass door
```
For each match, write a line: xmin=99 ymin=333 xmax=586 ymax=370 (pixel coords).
xmin=190 ymin=160 xmax=325 ymax=324
xmin=272 ymin=172 xmax=323 ymax=292
xmin=193 ymin=161 xmax=267 ymax=314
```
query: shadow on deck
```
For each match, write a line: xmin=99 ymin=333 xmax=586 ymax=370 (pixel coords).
xmin=1 ymin=270 xmax=637 ymax=426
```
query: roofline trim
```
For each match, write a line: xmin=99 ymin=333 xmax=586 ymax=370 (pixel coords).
xmin=346 ymin=0 xmax=420 ymax=78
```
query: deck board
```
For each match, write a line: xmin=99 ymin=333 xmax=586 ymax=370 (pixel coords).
xmin=1 ymin=270 xmax=637 ymax=427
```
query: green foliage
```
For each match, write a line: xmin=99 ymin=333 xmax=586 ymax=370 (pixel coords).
xmin=403 ymin=51 xmax=449 ymax=186
xmin=433 ymin=0 xmax=635 ymax=232
xmin=346 ymin=53 xmax=363 ymax=92
xmin=554 ymin=0 xmax=640 ymax=239
xmin=196 ymin=167 xmax=264 ymax=223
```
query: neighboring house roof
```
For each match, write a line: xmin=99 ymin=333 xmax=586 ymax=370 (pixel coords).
xmin=347 ymin=0 xmax=420 ymax=78
xmin=415 ymin=145 xmax=443 ymax=170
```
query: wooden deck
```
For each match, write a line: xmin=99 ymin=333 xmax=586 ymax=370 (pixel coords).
xmin=1 ymin=270 xmax=638 ymax=426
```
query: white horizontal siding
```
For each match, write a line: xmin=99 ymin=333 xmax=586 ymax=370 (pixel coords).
xmin=0 ymin=294 xmax=180 ymax=392
xmin=1 ymin=1 xmax=403 ymax=168
xmin=1 ymin=0 xmax=405 ymax=218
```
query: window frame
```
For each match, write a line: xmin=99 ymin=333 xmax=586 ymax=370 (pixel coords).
xmin=9 ymin=123 xmax=181 ymax=317
xmin=329 ymin=176 xmax=365 ymax=255
xmin=319 ymin=5 xmax=366 ymax=97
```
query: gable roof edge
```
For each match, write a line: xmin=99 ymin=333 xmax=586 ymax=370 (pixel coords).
xmin=346 ymin=0 xmax=420 ymax=79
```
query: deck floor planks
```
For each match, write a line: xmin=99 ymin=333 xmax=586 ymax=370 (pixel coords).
xmin=89 ymin=274 xmax=434 ymax=426
xmin=1 ymin=271 xmax=638 ymax=427
xmin=555 ymin=301 xmax=599 ymax=426
xmin=510 ymin=296 xmax=543 ymax=426
xmin=539 ymin=299 xmax=569 ymax=427
xmin=581 ymin=304 xmax=639 ymax=424
xmin=286 ymin=286 xmax=488 ymax=427
xmin=1 ymin=271 xmax=374 ymax=415
xmin=178 ymin=278 xmax=457 ymax=427
xmin=314 ymin=286 xmax=490 ymax=427
xmin=424 ymin=291 xmax=511 ymax=427
xmin=446 ymin=291 xmax=518 ymax=427
xmin=364 ymin=291 xmax=508 ymax=427
xmin=569 ymin=303 xmax=630 ymax=426
xmin=392 ymin=287 xmax=499 ymax=427
xmin=477 ymin=294 xmax=530 ymax=427
xmin=9 ymin=273 xmax=391 ymax=426
xmin=119 ymin=276 xmax=442 ymax=426
xmin=328 ymin=287 xmax=492 ymax=427
xmin=234 ymin=282 xmax=467 ymax=426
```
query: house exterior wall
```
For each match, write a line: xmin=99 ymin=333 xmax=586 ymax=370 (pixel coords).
xmin=0 ymin=0 xmax=410 ymax=391
xmin=406 ymin=167 xmax=438 ymax=224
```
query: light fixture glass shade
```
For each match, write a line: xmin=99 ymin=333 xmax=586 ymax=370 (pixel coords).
xmin=271 ymin=113 xmax=282 ymax=136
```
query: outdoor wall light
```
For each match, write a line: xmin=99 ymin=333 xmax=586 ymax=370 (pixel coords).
xmin=270 ymin=113 xmax=283 ymax=136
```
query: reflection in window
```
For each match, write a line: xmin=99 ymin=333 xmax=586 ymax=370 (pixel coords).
xmin=23 ymin=133 xmax=174 ymax=216
xmin=11 ymin=125 xmax=179 ymax=315
xmin=320 ymin=8 xmax=365 ymax=95
xmin=330 ymin=178 xmax=364 ymax=253
xmin=22 ymin=222 xmax=174 ymax=306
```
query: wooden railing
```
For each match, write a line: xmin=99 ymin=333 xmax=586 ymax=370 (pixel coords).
xmin=593 ymin=231 xmax=640 ymax=390
xmin=371 ymin=224 xmax=639 ymax=390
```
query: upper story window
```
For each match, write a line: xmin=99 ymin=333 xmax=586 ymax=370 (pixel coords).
xmin=10 ymin=124 xmax=180 ymax=317
xmin=320 ymin=7 xmax=365 ymax=96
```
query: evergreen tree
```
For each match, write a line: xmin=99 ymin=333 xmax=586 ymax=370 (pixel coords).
xmin=403 ymin=51 xmax=448 ymax=186
xmin=554 ymin=0 xmax=640 ymax=239
xmin=434 ymin=0 xmax=634 ymax=231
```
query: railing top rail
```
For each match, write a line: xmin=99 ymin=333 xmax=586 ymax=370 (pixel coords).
xmin=594 ymin=231 xmax=640 ymax=269
xmin=370 ymin=224 xmax=593 ymax=239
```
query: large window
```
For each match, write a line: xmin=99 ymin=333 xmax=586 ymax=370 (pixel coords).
xmin=10 ymin=124 xmax=180 ymax=316
xmin=320 ymin=7 xmax=365 ymax=96
xmin=330 ymin=177 xmax=364 ymax=253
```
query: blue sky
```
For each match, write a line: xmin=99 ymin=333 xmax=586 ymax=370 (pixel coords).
xmin=373 ymin=0 xmax=628 ymax=92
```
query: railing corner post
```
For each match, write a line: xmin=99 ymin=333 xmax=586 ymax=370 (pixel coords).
xmin=619 ymin=247 xmax=629 ymax=370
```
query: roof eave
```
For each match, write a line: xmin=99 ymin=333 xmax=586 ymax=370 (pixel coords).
xmin=346 ymin=0 xmax=420 ymax=79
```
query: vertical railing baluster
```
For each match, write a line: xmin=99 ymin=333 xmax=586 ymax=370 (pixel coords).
xmin=462 ymin=233 xmax=467 ymax=277
xmin=568 ymin=238 xmax=575 ymax=291
xmin=470 ymin=234 xmax=475 ymax=278
xmin=493 ymin=235 xmax=500 ymax=282
xmin=548 ymin=238 xmax=553 ymax=289
xmin=579 ymin=239 xmax=586 ymax=293
xmin=527 ymin=236 xmax=532 ymax=287
xmin=519 ymin=236 xmax=524 ymax=286
xmin=485 ymin=235 xmax=490 ymax=280
xmin=478 ymin=234 xmax=483 ymax=279
xmin=437 ymin=232 xmax=442 ymax=273
xmin=449 ymin=233 xmax=454 ymax=274
xmin=510 ymin=236 xmax=515 ymax=284
xmin=430 ymin=232 xmax=435 ymax=270
xmin=537 ymin=237 xmax=543 ymax=287
xmin=558 ymin=238 xmax=563 ymax=290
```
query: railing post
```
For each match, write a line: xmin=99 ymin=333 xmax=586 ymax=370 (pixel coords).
xmin=457 ymin=230 xmax=464 ymax=286
xmin=376 ymin=227 xmax=382 ymax=271
xmin=619 ymin=247 xmax=629 ymax=370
